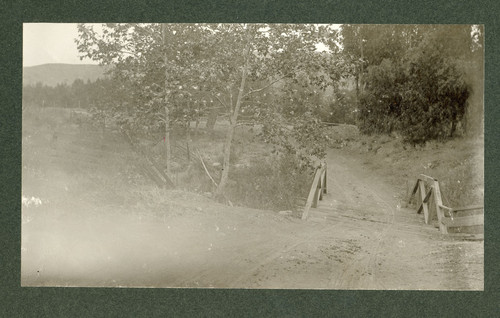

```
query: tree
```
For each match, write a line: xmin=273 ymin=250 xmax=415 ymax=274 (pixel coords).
xmin=340 ymin=25 xmax=478 ymax=143
xmin=194 ymin=24 xmax=342 ymax=199
xmin=77 ymin=24 xmax=203 ymax=172
xmin=76 ymin=23 xmax=343 ymax=200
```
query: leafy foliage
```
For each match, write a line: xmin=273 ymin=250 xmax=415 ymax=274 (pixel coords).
xmin=327 ymin=89 xmax=357 ymax=125
xmin=341 ymin=25 xmax=481 ymax=144
xmin=226 ymin=154 xmax=313 ymax=211
xmin=76 ymin=23 xmax=345 ymax=198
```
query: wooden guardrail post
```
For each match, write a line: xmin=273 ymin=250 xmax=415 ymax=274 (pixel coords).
xmin=313 ymin=181 xmax=321 ymax=208
xmin=323 ymin=163 xmax=327 ymax=195
xmin=409 ymin=176 xmax=434 ymax=225
xmin=302 ymin=163 xmax=327 ymax=220
xmin=409 ymin=174 xmax=484 ymax=237
xmin=432 ymin=180 xmax=447 ymax=233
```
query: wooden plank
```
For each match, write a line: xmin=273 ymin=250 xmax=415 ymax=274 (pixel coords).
xmin=447 ymin=233 xmax=484 ymax=241
xmin=438 ymin=205 xmax=484 ymax=214
xmin=439 ymin=205 xmax=455 ymax=220
xmin=439 ymin=204 xmax=454 ymax=211
xmin=422 ymin=187 xmax=433 ymax=203
xmin=419 ymin=174 xmax=437 ymax=183
xmin=409 ymin=180 xmax=420 ymax=205
xmin=302 ymin=167 xmax=323 ymax=220
xmin=416 ymin=184 xmax=422 ymax=211
xmin=303 ymin=163 xmax=327 ymax=219
xmin=312 ymin=188 xmax=320 ymax=208
xmin=453 ymin=205 xmax=484 ymax=212
xmin=318 ymin=165 xmax=326 ymax=200
xmin=322 ymin=165 xmax=327 ymax=194
xmin=441 ymin=214 xmax=484 ymax=227
xmin=418 ymin=181 xmax=431 ymax=224
xmin=416 ymin=181 xmax=430 ymax=211
xmin=318 ymin=177 xmax=323 ymax=201
xmin=432 ymin=180 xmax=447 ymax=233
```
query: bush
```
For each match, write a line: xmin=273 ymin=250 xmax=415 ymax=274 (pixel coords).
xmin=327 ymin=89 xmax=357 ymax=125
xmin=358 ymin=46 xmax=470 ymax=144
xmin=226 ymin=155 xmax=314 ymax=212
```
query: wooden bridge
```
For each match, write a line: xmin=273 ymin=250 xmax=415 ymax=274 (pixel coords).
xmin=301 ymin=161 xmax=484 ymax=239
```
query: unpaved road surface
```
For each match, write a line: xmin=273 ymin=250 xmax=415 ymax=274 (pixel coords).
xmin=21 ymin=129 xmax=483 ymax=289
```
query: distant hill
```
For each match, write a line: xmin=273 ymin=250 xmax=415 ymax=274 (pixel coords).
xmin=23 ymin=63 xmax=108 ymax=87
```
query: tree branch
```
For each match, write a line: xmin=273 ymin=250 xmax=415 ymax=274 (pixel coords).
xmin=203 ymin=105 xmax=226 ymax=111
xmin=195 ymin=149 xmax=233 ymax=207
xmin=196 ymin=149 xmax=219 ymax=188
xmin=156 ymin=114 xmax=166 ymax=123
xmin=118 ymin=48 xmax=137 ymax=56
xmin=213 ymin=94 xmax=228 ymax=110
xmin=243 ymin=73 xmax=292 ymax=98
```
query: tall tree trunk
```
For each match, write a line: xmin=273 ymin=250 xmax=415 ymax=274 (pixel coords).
xmin=162 ymin=24 xmax=172 ymax=176
xmin=164 ymin=106 xmax=171 ymax=174
xmin=186 ymin=121 xmax=191 ymax=161
xmin=355 ymin=72 xmax=359 ymax=98
xmin=359 ymin=38 xmax=364 ymax=94
xmin=215 ymin=27 xmax=252 ymax=201
xmin=194 ymin=116 xmax=200 ymax=140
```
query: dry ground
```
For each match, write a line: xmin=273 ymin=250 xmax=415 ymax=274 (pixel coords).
xmin=21 ymin=109 xmax=483 ymax=289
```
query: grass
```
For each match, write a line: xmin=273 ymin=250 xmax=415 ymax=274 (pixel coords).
xmin=166 ymin=123 xmax=312 ymax=213
xmin=87 ymin=116 xmax=314 ymax=214
xmin=225 ymin=154 xmax=313 ymax=212
xmin=334 ymin=129 xmax=484 ymax=209
xmin=25 ymin=105 xmax=481 ymax=218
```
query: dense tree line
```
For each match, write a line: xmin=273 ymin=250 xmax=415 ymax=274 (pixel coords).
xmin=22 ymin=78 xmax=116 ymax=110
xmin=340 ymin=24 xmax=483 ymax=143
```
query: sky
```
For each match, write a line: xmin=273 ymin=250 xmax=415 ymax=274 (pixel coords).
xmin=23 ymin=23 xmax=97 ymax=67
xmin=23 ymin=23 xmax=340 ymax=67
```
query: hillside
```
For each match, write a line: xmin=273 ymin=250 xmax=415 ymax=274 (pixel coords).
xmin=23 ymin=63 xmax=108 ymax=87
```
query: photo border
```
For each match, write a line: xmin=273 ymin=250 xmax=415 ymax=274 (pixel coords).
xmin=1 ymin=0 xmax=499 ymax=316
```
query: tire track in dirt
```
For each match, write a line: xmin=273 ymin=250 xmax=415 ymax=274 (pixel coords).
xmin=360 ymin=193 xmax=397 ymax=289
xmin=320 ymin=149 xmax=412 ymax=289
xmin=229 ymin=220 xmax=348 ymax=287
xmin=315 ymin=148 xmax=483 ymax=290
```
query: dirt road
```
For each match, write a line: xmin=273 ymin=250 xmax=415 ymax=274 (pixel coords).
xmin=304 ymin=149 xmax=483 ymax=290
xmin=21 ymin=129 xmax=483 ymax=289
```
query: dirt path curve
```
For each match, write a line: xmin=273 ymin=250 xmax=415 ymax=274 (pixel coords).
xmin=227 ymin=148 xmax=482 ymax=290
xmin=22 ymin=129 xmax=483 ymax=289
xmin=302 ymin=148 xmax=483 ymax=290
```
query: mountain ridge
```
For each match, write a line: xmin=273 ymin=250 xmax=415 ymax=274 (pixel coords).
xmin=23 ymin=63 xmax=108 ymax=87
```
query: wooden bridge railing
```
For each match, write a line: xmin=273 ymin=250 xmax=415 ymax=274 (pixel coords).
xmin=409 ymin=174 xmax=483 ymax=235
xmin=302 ymin=163 xmax=327 ymax=220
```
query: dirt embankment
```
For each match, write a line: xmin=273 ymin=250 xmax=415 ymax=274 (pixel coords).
xmin=325 ymin=125 xmax=484 ymax=209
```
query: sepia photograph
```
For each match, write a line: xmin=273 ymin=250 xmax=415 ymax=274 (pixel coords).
xmin=21 ymin=23 xmax=484 ymax=289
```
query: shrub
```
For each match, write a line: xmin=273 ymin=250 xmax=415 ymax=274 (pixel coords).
xmin=357 ymin=46 xmax=470 ymax=144
xmin=327 ymin=89 xmax=357 ymax=125
xmin=226 ymin=154 xmax=314 ymax=212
